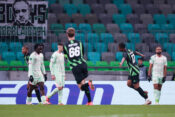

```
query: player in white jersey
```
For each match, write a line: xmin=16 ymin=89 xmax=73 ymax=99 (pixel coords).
xmin=26 ymin=44 xmax=48 ymax=104
xmin=46 ymin=43 xmax=65 ymax=105
xmin=148 ymin=46 xmax=167 ymax=104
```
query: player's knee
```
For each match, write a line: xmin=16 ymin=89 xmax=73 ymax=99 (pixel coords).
xmin=127 ymin=82 xmax=132 ymax=87
xmin=40 ymin=85 xmax=44 ymax=91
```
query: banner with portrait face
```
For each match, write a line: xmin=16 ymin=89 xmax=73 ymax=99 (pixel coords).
xmin=0 ymin=0 xmax=48 ymax=40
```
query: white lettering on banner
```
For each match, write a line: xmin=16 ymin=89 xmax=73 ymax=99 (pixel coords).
xmin=0 ymin=81 xmax=175 ymax=105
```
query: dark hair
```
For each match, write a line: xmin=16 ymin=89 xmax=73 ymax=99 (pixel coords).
xmin=34 ymin=43 xmax=40 ymax=50
xmin=156 ymin=46 xmax=162 ymax=49
xmin=66 ymin=28 xmax=75 ymax=38
xmin=58 ymin=42 xmax=63 ymax=46
xmin=119 ymin=43 xmax=125 ymax=49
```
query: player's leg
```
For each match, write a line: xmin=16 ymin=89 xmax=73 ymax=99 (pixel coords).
xmin=26 ymin=84 xmax=35 ymax=105
xmin=37 ymin=82 xmax=47 ymax=104
xmin=153 ymin=77 xmax=162 ymax=104
xmin=34 ymin=85 xmax=41 ymax=103
xmin=133 ymin=82 xmax=148 ymax=100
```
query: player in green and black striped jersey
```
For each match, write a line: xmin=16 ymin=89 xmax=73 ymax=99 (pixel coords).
xmin=63 ymin=28 xmax=94 ymax=105
xmin=22 ymin=46 xmax=41 ymax=104
xmin=118 ymin=43 xmax=151 ymax=105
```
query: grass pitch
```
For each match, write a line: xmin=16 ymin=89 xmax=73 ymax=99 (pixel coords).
xmin=0 ymin=105 xmax=175 ymax=117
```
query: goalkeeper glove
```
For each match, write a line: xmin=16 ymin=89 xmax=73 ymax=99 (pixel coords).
xmin=147 ymin=76 xmax=152 ymax=82
xmin=44 ymin=74 xmax=47 ymax=81
xmin=29 ymin=76 xmax=34 ymax=82
xmin=162 ymin=77 xmax=166 ymax=83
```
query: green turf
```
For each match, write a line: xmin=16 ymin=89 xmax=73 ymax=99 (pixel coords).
xmin=0 ymin=105 xmax=175 ymax=117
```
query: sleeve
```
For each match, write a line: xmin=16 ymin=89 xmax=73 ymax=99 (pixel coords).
xmin=164 ymin=57 xmax=167 ymax=66
xmin=49 ymin=53 xmax=56 ymax=75
xmin=40 ymin=54 xmax=46 ymax=74
xmin=28 ymin=54 xmax=34 ymax=77
xmin=81 ymin=42 xmax=85 ymax=56
xmin=149 ymin=56 xmax=154 ymax=64
xmin=63 ymin=45 xmax=68 ymax=59
xmin=62 ymin=57 xmax=65 ymax=77
xmin=123 ymin=52 xmax=127 ymax=59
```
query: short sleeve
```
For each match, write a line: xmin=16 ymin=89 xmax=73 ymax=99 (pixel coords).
xmin=164 ymin=57 xmax=167 ymax=66
xmin=149 ymin=56 xmax=154 ymax=64
xmin=123 ymin=52 xmax=127 ymax=59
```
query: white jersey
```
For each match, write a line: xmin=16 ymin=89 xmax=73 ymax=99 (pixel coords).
xmin=50 ymin=51 xmax=65 ymax=77
xmin=149 ymin=54 xmax=167 ymax=77
xmin=28 ymin=52 xmax=46 ymax=78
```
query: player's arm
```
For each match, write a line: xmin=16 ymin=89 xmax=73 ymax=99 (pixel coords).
xmin=63 ymin=45 xmax=68 ymax=59
xmin=135 ymin=51 xmax=145 ymax=57
xmin=28 ymin=55 xmax=34 ymax=82
xmin=163 ymin=57 xmax=167 ymax=83
xmin=40 ymin=54 xmax=47 ymax=81
xmin=120 ymin=57 xmax=125 ymax=67
xmin=50 ymin=54 xmax=56 ymax=80
xmin=148 ymin=56 xmax=154 ymax=82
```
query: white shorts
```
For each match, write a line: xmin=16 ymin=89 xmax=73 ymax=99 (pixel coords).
xmin=54 ymin=75 xmax=65 ymax=88
xmin=152 ymin=76 xmax=163 ymax=85
xmin=31 ymin=76 xmax=44 ymax=85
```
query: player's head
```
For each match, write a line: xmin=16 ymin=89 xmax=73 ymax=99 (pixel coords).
xmin=13 ymin=0 xmax=30 ymax=24
xmin=118 ymin=43 xmax=126 ymax=51
xmin=155 ymin=46 xmax=162 ymax=55
xmin=58 ymin=43 xmax=63 ymax=52
xmin=138 ymin=58 xmax=144 ymax=66
xmin=40 ymin=43 xmax=44 ymax=53
xmin=22 ymin=46 xmax=28 ymax=55
xmin=34 ymin=43 xmax=42 ymax=54
xmin=66 ymin=28 xmax=75 ymax=40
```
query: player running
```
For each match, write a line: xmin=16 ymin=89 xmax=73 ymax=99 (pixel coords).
xmin=63 ymin=28 xmax=94 ymax=105
xmin=26 ymin=44 xmax=48 ymax=104
xmin=148 ymin=46 xmax=167 ymax=105
xmin=22 ymin=46 xmax=42 ymax=104
xmin=46 ymin=43 xmax=65 ymax=105
xmin=118 ymin=43 xmax=151 ymax=105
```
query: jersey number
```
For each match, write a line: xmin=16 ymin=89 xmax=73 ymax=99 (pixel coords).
xmin=130 ymin=54 xmax=135 ymax=63
xmin=69 ymin=47 xmax=80 ymax=58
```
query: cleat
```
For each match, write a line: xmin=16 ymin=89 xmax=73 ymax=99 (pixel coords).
xmin=26 ymin=102 xmax=32 ymax=105
xmin=86 ymin=102 xmax=93 ymax=106
xmin=58 ymin=103 xmax=64 ymax=105
xmin=88 ymin=80 xmax=95 ymax=91
xmin=145 ymin=99 xmax=152 ymax=105
xmin=46 ymin=96 xmax=50 ymax=102
xmin=43 ymin=101 xmax=51 ymax=105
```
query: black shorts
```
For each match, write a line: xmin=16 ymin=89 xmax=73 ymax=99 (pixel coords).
xmin=72 ymin=62 xmax=88 ymax=84
xmin=128 ymin=75 xmax=140 ymax=84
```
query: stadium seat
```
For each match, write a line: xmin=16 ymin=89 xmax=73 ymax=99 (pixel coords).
xmin=113 ymin=0 xmax=124 ymax=7
xmin=88 ymin=52 xmax=101 ymax=63
xmin=126 ymin=43 xmax=135 ymax=51
xmin=139 ymin=0 xmax=152 ymax=5
xmin=140 ymin=14 xmax=153 ymax=25
xmin=170 ymin=34 xmax=175 ymax=43
xmin=148 ymin=24 xmax=161 ymax=35
xmin=114 ymin=33 xmax=128 ymax=43
xmin=132 ymin=4 xmax=145 ymax=16
xmin=79 ymin=23 xmax=92 ymax=33
xmin=99 ymin=14 xmax=112 ymax=25
xmin=50 ymin=4 xmax=63 ymax=14
xmin=92 ymin=24 xmax=106 ymax=34
xmin=126 ymin=14 xmax=139 ymax=25
xmin=59 ymin=0 xmax=70 ymax=6
xmin=58 ymin=13 xmax=71 ymax=25
xmin=100 ymin=33 xmax=114 ymax=45
xmin=86 ymin=61 xmax=95 ymax=71
xmin=45 ymin=52 xmax=52 ymax=61
xmin=72 ymin=14 xmax=84 ymax=25
xmin=105 ymin=4 xmax=118 ymax=16
xmin=120 ymin=23 xmax=133 ymax=35
xmin=48 ymin=13 xmax=57 ymax=25
xmin=87 ymin=33 xmax=99 ymax=47
xmin=51 ymin=43 xmax=58 ymax=52
xmin=84 ymin=43 xmax=93 ymax=52
xmin=112 ymin=14 xmax=126 ymax=25
xmin=116 ymin=52 xmax=123 ymax=61
xmin=110 ymin=61 xmax=119 ymax=71
xmin=134 ymin=24 xmax=147 ymax=34
xmin=91 ymin=4 xmax=105 ymax=16
xmin=136 ymin=43 xmax=149 ymax=53
xmin=0 ymin=61 xmax=9 ymax=71
xmin=10 ymin=61 xmax=23 ymax=71
xmin=75 ymin=33 xmax=86 ymax=44
xmin=167 ymin=14 xmax=175 ymax=26
xmin=128 ymin=33 xmax=141 ymax=44
xmin=141 ymin=33 xmax=155 ymax=44
xmin=72 ymin=0 xmax=83 ymax=6
xmin=99 ymin=0 xmax=111 ymax=6
xmin=9 ymin=42 xmax=22 ymax=53
xmin=64 ymin=4 xmax=77 ymax=16
xmin=106 ymin=24 xmax=120 ymax=34
xmin=153 ymin=14 xmax=167 ymax=25
xmin=85 ymin=14 xmax=98 ymax=25
xmin=16 ymin=52 xmax=25 ymax=63
xmin=118 ymin=4 xmax=132 ymax=16
xmin=2 ymin=52 xmax=16 ymax=63
xmin=95 ymin=43 xmax=107 ymax=53
xmin=108 ymin=43 xmax=119 ymax=54
xmin=0 ymin=42 xmax=8 ymax=55
xmin=95 ymin=61 xmax=109 ymax=71
xmin=101 ymin=52 xmax=115 ymax=63
xmin=163 ymin=43 xmax=174 ymax=56
xmin=143 ymin=61 xmax=149 ymax=67
xmin=159 ymin=4 xmax=172 ymax=15
xmin=44 ymin=61 xmax=50 ymax=71
xmin=146 ymin=4 xmax=159 ymax=15
xmin=48 ymin=0 xmax=57 ymax=6
xmin=65 ymin=23 xmax=78 ymax=30
xmin=50 ymin=24 xmax=64 ymax=36
xmin=77 ymin=4 xmax=91 ymax=16
xmin=155 ymin=33 xmax=169 ymax=46
xmin=161 ymin=24 xmax=175 ymax=34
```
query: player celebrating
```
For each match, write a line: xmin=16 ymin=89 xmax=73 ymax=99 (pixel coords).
xmin=63 ymin=28 xmax=94 ymax=105
xmin=22 ymin=46 xmax=42 ymax=104
xmin=26 ymin=44 xmax=48 ymax=104
xmin=148 ymin=46 xmax=167 ymax=104
xmin=46 ymin=43 xmax=65 ymax=105
xmin=118 ymin=43 xmax=151 ymax=105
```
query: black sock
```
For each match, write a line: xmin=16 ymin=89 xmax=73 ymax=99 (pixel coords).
xmin=135 ymin=87 xmax=148 ymax=99
xmin=81 ymin=83 xmax=91 ymax=102
xmin=35 ymin=89 xmax=41 ymax=102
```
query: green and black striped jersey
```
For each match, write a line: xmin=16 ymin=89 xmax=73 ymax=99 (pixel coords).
xmin=123 ymin=49 xmax=140 ymax=76
xmin=63 ymin=40 xmax=86 ymax=69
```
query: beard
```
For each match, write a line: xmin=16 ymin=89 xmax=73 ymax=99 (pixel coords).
xmin=156 ymin=52 xmax=162 ymax=55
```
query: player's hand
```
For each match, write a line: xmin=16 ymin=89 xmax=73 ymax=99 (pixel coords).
xmin=148 ymin=76 xmax=152 ymax=82
xmin=119 ymin=63 xmax=122 ymax=67
xmin=51 ymin=75 xmax=55 ymax=80
xmin=29 ymin=75 xmax=34 ymax=82
xmin=162 ymin=77 xmax=166 ymax=83
xmin=44 ymin=74 xmax=47 ymax=81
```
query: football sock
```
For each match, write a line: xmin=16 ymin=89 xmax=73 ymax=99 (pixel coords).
xmin=135 ymin=87 xmax=148 ymax=99
xmin=154 ymin=89 xmax=160 ymax=103
xmin=41 ymin=96 xmax=46 ymax=103
xmin=26 ymin=97 xmax=32 ymax=103
xmin=48 ymin=88 xmax=59 ymax=99
xmin=35 ymin=89 xmax=41 ymax=102
xmin=58 ymin=89 xmax=63 ymax=104
xmin=81 ymin=83 xmax=91 ymax=102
